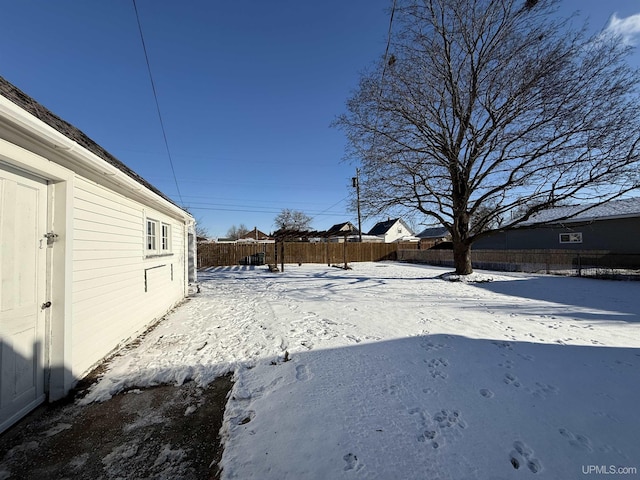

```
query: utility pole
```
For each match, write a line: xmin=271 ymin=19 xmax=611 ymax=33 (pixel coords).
xmin=352 ymin=169 xmax=363 ymax=242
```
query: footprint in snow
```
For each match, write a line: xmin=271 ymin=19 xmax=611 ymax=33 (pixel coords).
xmin=295 ymin=364 xmax=310 ymax=382
xmin=509 ymin=440 xmax=542 ymax=474
xmin=559 ymin=428 xmax=593 ymax=452
xmin=343 ymin=453 xmax=363 ymax=471
xmin=479 ymin=389 xmax=494 ymax=398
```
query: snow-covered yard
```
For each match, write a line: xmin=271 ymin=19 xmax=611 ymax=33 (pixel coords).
xmin=83 ymin=262 xmax=640 ymax=479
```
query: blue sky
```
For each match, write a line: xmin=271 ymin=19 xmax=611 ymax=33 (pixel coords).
xmin=1 ymin=1 xmax=639 ymax=237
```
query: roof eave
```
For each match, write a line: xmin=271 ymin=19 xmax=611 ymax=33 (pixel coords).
xmin=0 ymin=86 xmax=192 ymax=222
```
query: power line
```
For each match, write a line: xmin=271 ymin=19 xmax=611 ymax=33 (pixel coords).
xmin=368 ymin=0 xmax=398 ymax=163
xmin=188 ymin=206 xmax=346 ymax=216
xmin=307 ymin=195 xmax=352 ymax=223
xmin=186 ymin=195 xmax=351 ymax=217
xmin=132 ymin=0 xmax=184 ymax=206
xmin=381 ymin=0 xmax=398 ymax=86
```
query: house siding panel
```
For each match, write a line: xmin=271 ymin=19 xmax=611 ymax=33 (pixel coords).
xmin=474 ymin=218 xmax=640 ymax=253
xmin=71 ymin=177 xmax=186 ymax=377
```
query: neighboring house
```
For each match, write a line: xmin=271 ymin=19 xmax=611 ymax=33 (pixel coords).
xmin=416 ymin=226 xmax=451 ymax=249
xmin=325 ymin=221 xmax=360 ymax=242
xmin=237 ymin=227 xmax=273 ymax=243
xmin=0 ymin=76 xmax=196 ymax=432
xmin=473 ymin=198 xmax=640 ymax=253
xmin=367 ymin=218 xmax=418 ymax=243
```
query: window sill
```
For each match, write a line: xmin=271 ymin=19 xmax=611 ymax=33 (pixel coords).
xmin=145 ymin=253 xmax=174 ymax=259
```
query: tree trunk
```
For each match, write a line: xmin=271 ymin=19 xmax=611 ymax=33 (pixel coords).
xmin=452 ymin=203 xmax=473 ymax=275
xmin=453 ymin=240 xmax=473 ymax=275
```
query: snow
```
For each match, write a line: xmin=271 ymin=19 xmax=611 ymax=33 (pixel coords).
xmin=81 ymin=262 xmax=640 ymax=479
xmin=521 ymin=197 xmax=640 ymax=225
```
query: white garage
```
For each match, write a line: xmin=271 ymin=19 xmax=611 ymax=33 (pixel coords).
xmin=0 ymin=76 xmax=196 ymax=432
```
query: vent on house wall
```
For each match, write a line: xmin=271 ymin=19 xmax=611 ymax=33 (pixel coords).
xmin=559 ymin=232 xmax=582 ymax=244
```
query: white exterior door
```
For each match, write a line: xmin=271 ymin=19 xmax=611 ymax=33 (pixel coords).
xmin=0 ymin=163 xmax=47 ymax=432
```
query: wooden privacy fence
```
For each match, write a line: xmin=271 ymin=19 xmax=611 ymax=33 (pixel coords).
xmin=198 ymin=242 xmax=418 ymax=268
xmin=198 ymin=244 xmax=640 ymax=278
xmin=398 ymin=249 xmax=640 ymax=277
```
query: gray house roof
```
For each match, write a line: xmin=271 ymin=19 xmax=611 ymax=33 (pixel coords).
xmin=416 ymin=226 xmax=449 ymax=238
xmin=0 ymin=75 xmax=184 ymax=212
xmin=522 ymin=197 xmax=640 ymax=226
xmin=327 ymin=221 xmax=359 ymax=235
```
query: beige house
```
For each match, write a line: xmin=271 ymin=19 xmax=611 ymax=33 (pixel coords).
xmin=0 ymin=77 xmax=195 ymax=432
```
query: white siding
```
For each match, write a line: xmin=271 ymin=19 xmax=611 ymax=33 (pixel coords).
xmin=71 ymin=177 xmax=186 ymax=377
xmin=384 ymin=220 xmax=413 ymax=243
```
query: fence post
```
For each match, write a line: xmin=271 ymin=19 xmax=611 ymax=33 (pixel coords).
xmin=577 ymin=253 xmax=582 ymax=277
xmin=326 ymin=241 xmax=330 ymax=266
xmin=343 ymin=237 xmax=347 ymax=268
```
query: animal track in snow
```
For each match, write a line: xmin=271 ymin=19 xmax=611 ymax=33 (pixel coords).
xmin=509 ymin=440 xmax=542 ymax=474
xmin=492 ymin=341 xmax=513 ymax=351
xmin=479 ymin=389 xmax=494 ymax=398
xmin=498 ymin=359 xmax=514 ymax=369
xmin=433 ymin=409 xmax=466 ymax=430
xmin=503 ymin=372 xmax=521 ymax=388
xmin=383 ymin=384 xmax=399 ymax=395
xmin=593 ymin=411 xmax=620 ymax=423
xmin=420 ymin=340 xmax=448 ymax=352
xmin=559 ymin=428 xmax=593 ymax=452
xmin=527 ymin=382 xmax=559 ymax=399
xmin=411 ymin=407 xmax=467 ymax=449
xmin=425 ymin=358 xmax=449 ymax=379
xmin=518 ymin=353 xmax=535 ymax=362
xmin=426 ymin=358 xmax=449 ymax=368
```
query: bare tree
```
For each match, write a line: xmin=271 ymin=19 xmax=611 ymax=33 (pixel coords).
xmin=195 ymin=223 xmax=209 ymax=240
xmin=274 ymin=209 xmax=312 ymax=231
xmin=335 ymin=0 xmax=640 ymax=274
xmin=226 ymin=224 xmax=249 ymax=240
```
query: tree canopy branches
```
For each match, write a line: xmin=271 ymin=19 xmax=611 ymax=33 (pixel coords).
xmin=335 ymin=0 xmax=640 ymax=273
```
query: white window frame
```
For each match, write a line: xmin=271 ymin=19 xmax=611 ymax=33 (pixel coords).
xmin=161 ymin=223 xmax=171 ymax=251
xmin=559 ymin=232 xmax=582 ymax=244
xmin=146 ymin=218 xmax=157 ymax=252
xmin=145 ymin=217 xmax=173 ymax=256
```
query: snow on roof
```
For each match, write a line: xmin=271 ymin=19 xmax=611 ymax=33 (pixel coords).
xmin=521 ymin=197 xmax=640 ymax=225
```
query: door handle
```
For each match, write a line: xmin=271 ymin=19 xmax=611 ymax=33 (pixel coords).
xmin=41 ymin=301 xmax=52 ymax=310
